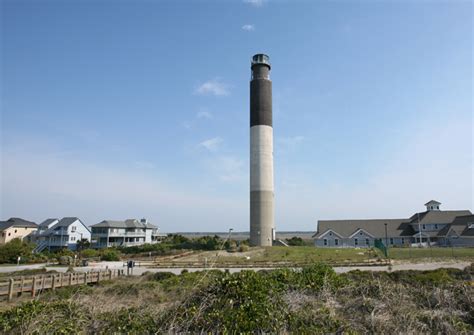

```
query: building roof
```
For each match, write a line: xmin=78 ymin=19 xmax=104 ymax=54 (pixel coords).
xmin=314 ymin=210 xmax=473 ymax=240
xmin=91 ymin=219 xmax=157 ymax=229
xmin=407 ymin=210 xmax=471 ymax=225
xmin=39 ymin=218 xmax=59 ymax=228
xmin=41 ymin=217 xmax=90 ymax=235
xmin=313 ymin=218 xmax=413 ymax=238
xmin=447 ymin=214 xmax=474 ymax=237
xmin=50 ymin=217 xmax=81 ymax=229
xmin=0 ymin=218 xmax=38 ymax=231
xmin=425 ymin=200 xmax=441 ymax=206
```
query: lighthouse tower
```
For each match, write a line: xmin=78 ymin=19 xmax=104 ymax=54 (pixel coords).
xmin=249 ymin=54 xmax=274 ymax=247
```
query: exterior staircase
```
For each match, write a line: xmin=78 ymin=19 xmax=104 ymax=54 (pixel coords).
xmin=33 ymin=240 xmax=48 ymax=253
xmin=273 ymin=239 xmax=289 ymax=247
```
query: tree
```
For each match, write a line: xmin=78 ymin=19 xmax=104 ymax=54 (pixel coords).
xmin=0 ymin=238 xmax=33 ymax=263
xmin=76 ymin=238 xmax=91 ymax=252
xmin=286 ymin=237 xmax=306 ymax=246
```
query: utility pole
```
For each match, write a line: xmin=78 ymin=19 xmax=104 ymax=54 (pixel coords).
xmin=417 ymin=212 xmax=422 ymax=246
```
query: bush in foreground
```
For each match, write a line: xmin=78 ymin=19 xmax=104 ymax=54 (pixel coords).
xmin=0 ymin=265 xmax=472 ymax=334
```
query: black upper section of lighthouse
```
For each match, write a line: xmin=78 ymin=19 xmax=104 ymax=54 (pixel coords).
xmin=250 ymin=54 xmax=272 ymax=127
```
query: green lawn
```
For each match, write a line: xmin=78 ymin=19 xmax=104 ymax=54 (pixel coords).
xmin=387 ymin=247 xmax=474 ymax=260
xmin=210 ymin=246 xmax=474 ymax=265
xmin=206 ymin=246 xmax=382 ymax=265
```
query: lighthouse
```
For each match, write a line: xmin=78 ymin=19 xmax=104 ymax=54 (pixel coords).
xmin=250 ymin=54 xmax=274 ymax=247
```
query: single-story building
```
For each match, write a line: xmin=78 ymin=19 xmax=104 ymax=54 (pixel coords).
xmin=313 ymin=200 xmax=473 ymax=248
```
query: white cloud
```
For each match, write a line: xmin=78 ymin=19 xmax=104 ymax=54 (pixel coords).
xmin=0 ymin=139 xmax=246 ymax=232
xmin=242 ymin=24 xmax=255 ymax=31
xmin=243 ymin=0 xmax=265 ymax=7
xmin=199 ymin=137 xmax=223 ymax=152
xmin=275 ymin=117 xmax=473 ymax=229
xmin=197 ymin=110 xmax=213 ymax=119
xmin=195 ymin=78 xmax=230 ymax=96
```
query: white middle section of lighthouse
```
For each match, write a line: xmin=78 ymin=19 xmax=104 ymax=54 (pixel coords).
xmin=250 ymin=125 xmax=274 ymax=192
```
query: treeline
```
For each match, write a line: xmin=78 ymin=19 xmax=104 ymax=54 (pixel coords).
xmin=0 ymin=235 xmax=248 ymax=264
xmin=118 ymin=234 xmax=248 ymax=255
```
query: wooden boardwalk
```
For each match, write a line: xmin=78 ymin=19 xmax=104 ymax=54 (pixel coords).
xmin=0 ymin=269 xmax=125 ymax=302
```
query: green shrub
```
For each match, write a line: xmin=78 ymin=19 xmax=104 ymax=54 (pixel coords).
xmin=171 ymin=270 xmax=288 ymax=332
xmin=286 ymin=237 xmax=307 ymax=246
xmin=238 ymin=244 xmax=249 ymax=252
xmin=0 ymin=300 xmax=46 ymax=332
xmin=297 ymin=263 xmax=346 ymax=291
xmin=151 ymin=272 xmax=176 ymax=281
xmin=0 ymin=300 xmax=89 ymax=333
xmin=0 ymin=238 xmax=34 ymax=264
xmin=101 ymin=249 xmax=120 ymax=261
xmin=80 ymin=248 xmax=98 ymax=258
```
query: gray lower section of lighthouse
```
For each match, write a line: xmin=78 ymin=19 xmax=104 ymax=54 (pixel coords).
xmin=250 ymin=191 xmax=274 ymax=246
xmin=249 ymin=53 xmax=274 ymax=247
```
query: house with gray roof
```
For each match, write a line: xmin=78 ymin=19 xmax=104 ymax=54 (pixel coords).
xmin=90 ymin=218 xmax=165 ymax=249
xmin=439 ymin=214 xmax=474 ymax=246
xmin=0 ymin=218 xmax=38 ymax=245
xmin=31 ymin=217 xmax=91 ymax=252
xmin=313 ymin=201 xmax=473 ymax=248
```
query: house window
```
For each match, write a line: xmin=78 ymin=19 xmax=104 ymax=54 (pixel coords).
xmin=359 ymin=232 xmax=363 ymax=235
xmin=431 ymin=206 xmax=433 ymax=210
xmin=434 ymin=224 xmax=438 ymax=229
xmin=71 ymin=226 xmax=77 ymax=232
xmin=14 ymin=230 xmax=17 ymax=233
xmin=335 ymin=239 xmax=339 ymax=246
xmin=323 ymin=239 xmax=327 ymax=246
xmin=436 ymin=206 xmax=439 ymax=209
xmin=422 ymin=224 xmax=426 ymax=230
xmin=390 ymin=238 xmax=394 ymax=245
xmin=365 ymin=239 xmax=369 ymax=246
xmin=354 ymin=238 xmax=358 ymax=246
xmin=8 ymin=233 xmax=11 ymax=236
xmin=401 ymin=238 xmax=405 ymax=244
xmin=329 ymin=232 xmax=332 ymax=236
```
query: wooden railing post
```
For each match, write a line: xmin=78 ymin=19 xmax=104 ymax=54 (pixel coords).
xmin=97 ymin=271 xmax=101 ymax=283
xmin=51 ymin=275 xmax=56 ymax=291
xmin=8 ymin=278 xmax=14 ymax=302
xmin=69 ymin=273 xmax=73 ymax=287
xmin=59 ymin=273 xmax=63 ymax=287
xmin=20 ymin=276 xmax=24 ymax=296
xmin=32 ymin=277 xmax=37 ymax=298
xmin=109 ymin=269 xmax=112 ymax=280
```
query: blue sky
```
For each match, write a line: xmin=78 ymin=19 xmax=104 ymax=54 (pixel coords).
xmin=1 ymin=0 xmax=472 ymax=232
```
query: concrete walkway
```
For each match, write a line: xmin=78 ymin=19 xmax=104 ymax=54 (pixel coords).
xmin=0 ymin=261 xmax=470 ymax=276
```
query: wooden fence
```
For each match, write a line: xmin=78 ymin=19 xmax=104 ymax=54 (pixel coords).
xmin=149 ymin=259 xmax=392 ymax=268
xmin=0 ymin=269 xmax=125 ymax=302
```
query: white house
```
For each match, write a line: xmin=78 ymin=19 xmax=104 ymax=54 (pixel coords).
xmin=32 ymin=217 xmax=91 ymax=252
xmin=90 ymin=218 xmax=164 ymax=249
